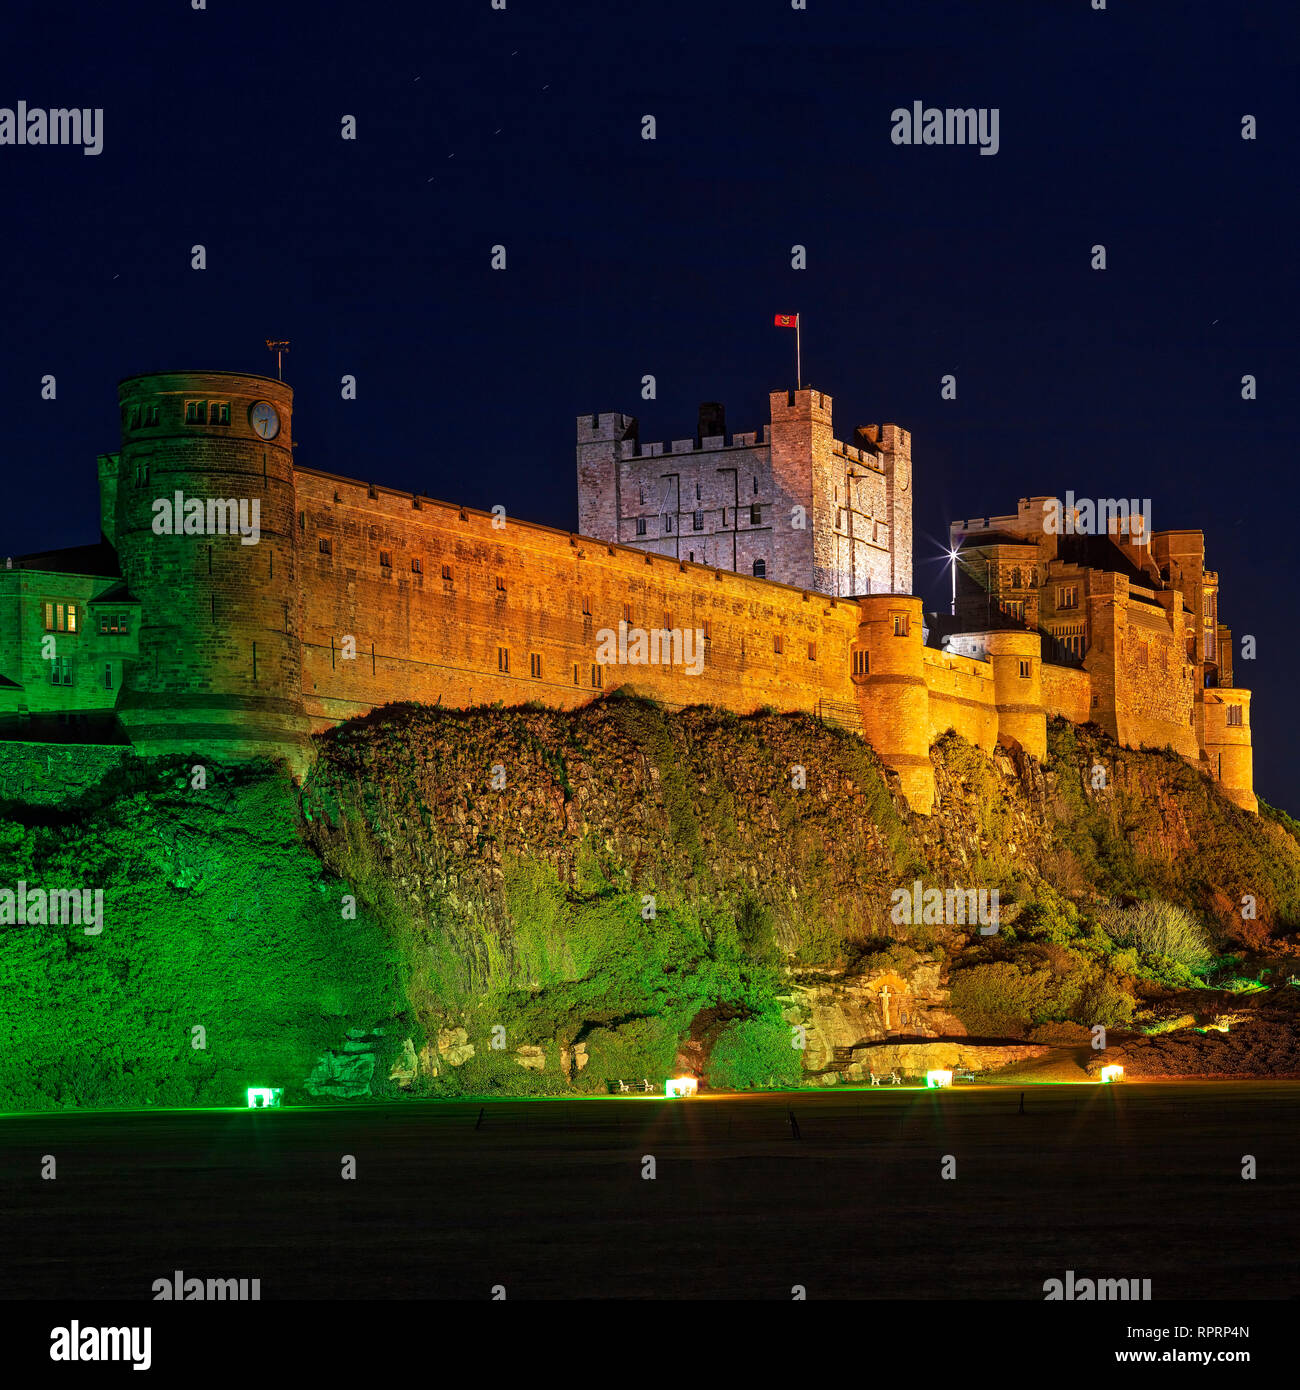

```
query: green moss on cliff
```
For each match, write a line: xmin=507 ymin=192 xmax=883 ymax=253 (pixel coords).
xmin=0 ymin=759 xmax=409 ymax=1110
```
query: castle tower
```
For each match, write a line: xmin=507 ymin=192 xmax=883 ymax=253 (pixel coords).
xmin=576 ymin=411 xmax=638 ymax=541
xmin=982 ymin=631 xmax=1046 ymax=760
xmin=769 ymin=387 xmax=832 ymax=591
xmin=1202 ymin=690 xmax=1256 ymax=813
xmin=852 ymin=594 xmax=933 ymax=813
xmin=878 ymin=424 xmax=913 ymax=595
xmin=111 ymin=371 xmax=311 ymax=774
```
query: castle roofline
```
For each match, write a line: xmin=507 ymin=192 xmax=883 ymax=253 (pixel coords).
xmin=11 ymin=539 xmax=122 ymax=578
xmin=292 ymin=464 xmax=898 ymax=611
xmin=116 ymin=369 xmax=290 ymax=391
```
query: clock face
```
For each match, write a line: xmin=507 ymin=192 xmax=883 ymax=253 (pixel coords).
xmin=249 ymin=401 xmax=281 ymax=440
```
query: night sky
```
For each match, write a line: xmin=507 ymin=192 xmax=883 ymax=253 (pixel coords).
xmin=2 ymin=1 xmax=1296 ymax=802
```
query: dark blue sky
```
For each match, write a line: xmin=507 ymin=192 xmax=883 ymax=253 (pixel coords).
xmin=2 ymin=1 xmax=1297 ymax=803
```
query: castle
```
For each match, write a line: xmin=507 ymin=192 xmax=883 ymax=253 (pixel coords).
xmin=0 ymin=370 xmax=1255 ymax=814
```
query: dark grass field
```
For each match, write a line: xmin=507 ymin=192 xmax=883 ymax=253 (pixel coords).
xmin=2 ymin=1082 xmax=1297 ymax=1300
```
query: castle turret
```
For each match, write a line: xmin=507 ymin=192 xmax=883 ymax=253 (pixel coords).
xmin=1202 ymin=689 xmax=1256 ymax=813
xmin=770 ymin=387 xmax=833 ymax=593
xmin=877 ymin=424 xmax=913 ymax=595
xmin=576 ymin=411 xmax=638 ymax=542
xmin=852 ymin=593 xmax=933 ymax=813
xmin=112 ymin=371 xmax=311 ymax=774
xmin=982 ymin=630 xmax=1046 ymax=759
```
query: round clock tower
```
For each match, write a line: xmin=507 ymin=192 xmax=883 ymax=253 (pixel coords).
xmin=112 ymin=370 xmax=311 ymax=774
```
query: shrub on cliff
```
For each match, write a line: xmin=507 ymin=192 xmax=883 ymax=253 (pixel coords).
xmin=947 ymin=962 xmax=1052 ymax=1037
xmin=1095 ymin=900 xmax=1213 ymax=969
xmin=948 ymin=947 xmax=1136 ymax=1036
xmin=579 ymin=1016 xmax=681 ymax=1088
xmin=704 ymin=1015 xmax=802 ymax=1090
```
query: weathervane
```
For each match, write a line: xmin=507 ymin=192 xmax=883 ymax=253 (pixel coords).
xmin=265 ymin=340 xmax=290 ymax=381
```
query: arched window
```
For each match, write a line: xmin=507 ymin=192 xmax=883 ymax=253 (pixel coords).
xmin=752 ymin=559 xmax=766 ymax=578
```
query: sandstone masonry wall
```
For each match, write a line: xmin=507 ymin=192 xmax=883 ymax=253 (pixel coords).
xmin=294 ymin=469 xmax=864 ymax=731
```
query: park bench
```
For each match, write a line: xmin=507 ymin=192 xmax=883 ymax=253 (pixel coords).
xmin=609 ymin=1079 xmax=658 ymax=1094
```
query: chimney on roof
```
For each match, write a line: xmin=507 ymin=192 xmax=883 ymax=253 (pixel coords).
xmin=697 ymin=402 xmax=726 ymax=443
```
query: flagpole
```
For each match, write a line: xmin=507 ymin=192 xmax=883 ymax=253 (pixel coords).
xmin=796 ymin=316 xmax=802 ymax=389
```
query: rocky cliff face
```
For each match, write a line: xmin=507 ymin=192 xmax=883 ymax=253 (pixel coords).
xmin=299 ymin=697 xmax=1300 ymax=1091
xmin=4 ymin=697 xmax=1296 ymax=1111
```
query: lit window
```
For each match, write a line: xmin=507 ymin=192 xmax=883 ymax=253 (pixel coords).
xmin=44 ymin=602 xmax=78 ymax=633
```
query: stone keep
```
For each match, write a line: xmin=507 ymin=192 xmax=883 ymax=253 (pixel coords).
xmin=577 ymin=387 xmax=913 ymax=598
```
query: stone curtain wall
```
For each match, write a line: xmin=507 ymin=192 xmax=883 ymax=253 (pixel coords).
xmin=922 ymin=649 xmax=998 ymax=751
xmin=293 ymin=469 xmax=864 ymax=731
xmin=1040 ymin=662 xmax=1091 ymax=724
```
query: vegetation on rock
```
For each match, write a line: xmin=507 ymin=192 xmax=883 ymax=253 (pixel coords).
xmin=3 ymin=700 xmax=1298 ymax=1108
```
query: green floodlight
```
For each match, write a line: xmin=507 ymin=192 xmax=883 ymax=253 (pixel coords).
xmin=246 ymin=1087 xmax=283 ymax=1108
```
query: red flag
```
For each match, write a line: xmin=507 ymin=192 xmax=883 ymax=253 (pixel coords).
xmin=774 ymin=313 xmax=799 ymax=328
